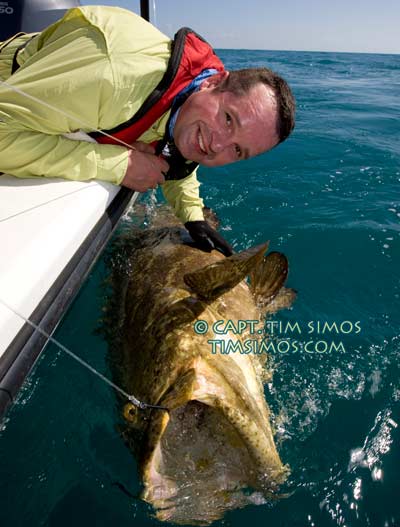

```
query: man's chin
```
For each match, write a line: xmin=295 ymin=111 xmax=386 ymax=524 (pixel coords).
xmin=198 ymin=157 xmax=222 ymax=168
xmin=175 ymin=141 xmax=213 ymax=166
xmin=174 ymin=139 xmax=199 ymax=163
xmin=180 ymin=149 xmax=204 ymax=165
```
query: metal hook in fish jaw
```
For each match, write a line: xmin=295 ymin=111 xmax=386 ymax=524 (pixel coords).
xmin=128 ymin=395 xmax=169 ymax=413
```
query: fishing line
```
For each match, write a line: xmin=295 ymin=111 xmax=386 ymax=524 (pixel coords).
xmin=0 ymin=79 xmax=137 ymax=151
xmin=0 ymin=182 xmax=99 ymax=223
xmin=0 ymin=298 xmax=168 ymax=412
xmin=0 ymin=79 xmax=168 ymax=411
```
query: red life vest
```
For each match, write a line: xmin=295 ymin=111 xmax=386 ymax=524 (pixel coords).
xmin=90 ymin=28 xmax=225 ymax=146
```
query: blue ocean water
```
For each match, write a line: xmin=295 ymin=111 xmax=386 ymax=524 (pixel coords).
xmin=1 ymin=49 xmax=399 ymax=527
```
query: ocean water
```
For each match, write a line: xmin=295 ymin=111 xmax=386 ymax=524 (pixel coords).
xmin=1 ymin=49 xmax=399 ymax=527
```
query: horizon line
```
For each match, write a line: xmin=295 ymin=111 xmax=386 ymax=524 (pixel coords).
xmin=213 ymin=47 xmax=400 ymax=56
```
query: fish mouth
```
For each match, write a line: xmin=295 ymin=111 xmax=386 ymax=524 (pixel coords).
xmin=140 ymin=359 xmax=287 ymax=524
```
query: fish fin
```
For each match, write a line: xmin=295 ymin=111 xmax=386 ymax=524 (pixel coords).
xmin=249 ymin=251 xmax=289 ymax=307
xmin=152 ymin=296 xmax=208 ymax=339
xmin=264 ymin=287 xmax=297 ymax=314
xmin=183 ymin=242 xmax=269 ymax=301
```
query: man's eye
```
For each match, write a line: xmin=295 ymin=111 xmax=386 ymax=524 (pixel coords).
xmin=225 ymin=113 xmax=232 ymax=125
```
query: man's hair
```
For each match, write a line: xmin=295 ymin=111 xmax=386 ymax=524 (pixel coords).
xmin=216 ymin=67 xmax=296 ymax=145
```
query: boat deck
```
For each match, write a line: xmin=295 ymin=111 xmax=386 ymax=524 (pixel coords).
xmin=0 ymin=174 xmax=133 ymax=415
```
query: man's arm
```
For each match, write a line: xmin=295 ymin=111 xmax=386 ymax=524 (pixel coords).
xmin=162 ymin=170 xmax=233 ymax=256
xmin=0 ymin=21 xmax=127 ymax=182
xmin=0 ymin=128 xmax=129 ymax=183
xmin=161 ymin=170 xmax=204 ymax=223
xmin=0 ymin=127 xmax=168 ymax=189
xmin=0 ymin=6 xmax=170 ymax=185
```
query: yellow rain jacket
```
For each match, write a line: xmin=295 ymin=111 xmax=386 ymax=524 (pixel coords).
xmin=0 ymin=6 xmax=204 ymax=222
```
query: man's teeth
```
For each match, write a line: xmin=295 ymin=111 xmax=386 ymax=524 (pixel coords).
xmin=198 ymin=132 xmax=206 ymax=153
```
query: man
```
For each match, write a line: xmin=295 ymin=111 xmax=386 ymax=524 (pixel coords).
xmin=0 ymin=5 xmax=295 ymax=255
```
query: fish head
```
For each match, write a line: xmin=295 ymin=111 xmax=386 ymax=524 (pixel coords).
xmin=138 ymin=355 xmax=288 ymax=524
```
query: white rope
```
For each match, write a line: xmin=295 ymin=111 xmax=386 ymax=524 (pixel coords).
xmin=0 ymin=79 xmax=168 ymax=412
xmin=0 ymin=79 xmax=137 ymax=151
xmin=0 ymin=298 xmax=168 ymax=411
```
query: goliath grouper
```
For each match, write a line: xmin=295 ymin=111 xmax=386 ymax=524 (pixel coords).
xmin=108 ymin=208 xmax=296 ymax=524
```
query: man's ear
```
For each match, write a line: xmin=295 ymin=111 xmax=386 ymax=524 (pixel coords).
xmin=199 ymin=70 xmax=229 ymax=90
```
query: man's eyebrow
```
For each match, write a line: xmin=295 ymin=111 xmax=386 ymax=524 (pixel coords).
xmin=231 ymin=108 xmax=242 ymax=128
xmin=230 ymin=109 xmax=250 ymax=159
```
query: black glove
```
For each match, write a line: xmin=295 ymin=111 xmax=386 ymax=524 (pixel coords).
xmin=184 ymin=221 xmax=233 ymax=257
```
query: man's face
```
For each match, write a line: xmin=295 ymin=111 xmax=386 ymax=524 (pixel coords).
xmin=173 ymin=72 xmax=279 ymax=167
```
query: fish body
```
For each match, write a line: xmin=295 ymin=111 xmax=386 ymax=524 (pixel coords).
xmin=109 ymin=209 xmax=295 ymax=524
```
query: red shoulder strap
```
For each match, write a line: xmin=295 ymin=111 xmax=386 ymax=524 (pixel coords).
xmin=93 ymin=28 xmax=224 ymax=145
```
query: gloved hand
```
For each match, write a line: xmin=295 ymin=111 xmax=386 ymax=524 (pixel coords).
xmin=184 ymin=221 xmax=233 ymax=257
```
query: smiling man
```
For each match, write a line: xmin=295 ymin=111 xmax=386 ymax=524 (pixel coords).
xmin=173 ymin=71 xmax=280 ymax=167
xmin=0 ymin=5 xmax=295 ymax=255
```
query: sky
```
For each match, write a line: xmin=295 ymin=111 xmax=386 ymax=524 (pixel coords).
xmin=82 ymin=0 xmax=400 ymax=54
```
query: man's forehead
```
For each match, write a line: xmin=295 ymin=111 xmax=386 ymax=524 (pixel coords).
xmin=225 ymin=83 xmax=277 ymax=114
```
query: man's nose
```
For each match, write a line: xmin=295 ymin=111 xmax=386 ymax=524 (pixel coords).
xmin=210 ymin=130 xmax=231 ymax=154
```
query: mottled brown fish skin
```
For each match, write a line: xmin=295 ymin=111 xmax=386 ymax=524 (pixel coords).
xmin=112 ymin=219 xmax=291 ymax=524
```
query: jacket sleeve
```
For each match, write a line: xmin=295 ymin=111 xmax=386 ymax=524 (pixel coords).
xmin=0 ymin=128 xmax=128 ymax=183
xmin=0 ymin=14 xmax=130 ymax=183
xmin=161 ymin=168 xmax=205 ymax=223
xmin=0 ymin=6 xmax=170 ymax=184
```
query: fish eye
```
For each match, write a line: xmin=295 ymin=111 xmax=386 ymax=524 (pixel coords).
xmin=235 ymin=145 xmax=242 ymax=158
